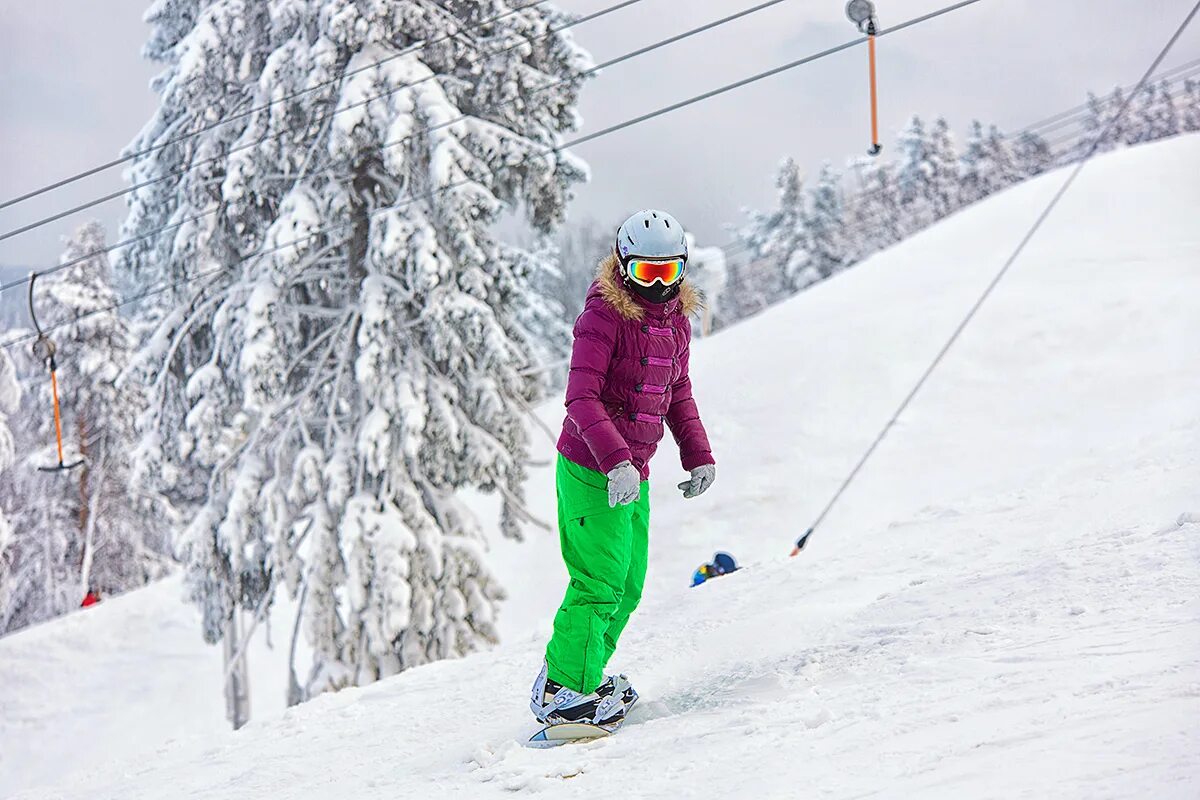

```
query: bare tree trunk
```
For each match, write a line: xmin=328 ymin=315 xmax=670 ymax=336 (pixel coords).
xmin=78 ymin=446 xmax=102 ymax=600
xmin=286 ymin=582 xmax=308 ymax=707
xmin=223 ymin=611 xmax=251 ymax=730
xmin=79 ymin=417 xmax=89 ymax=561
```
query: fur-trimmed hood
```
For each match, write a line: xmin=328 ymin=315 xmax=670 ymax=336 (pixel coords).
xmin=593 ymin=253 xmax=703 ymax=321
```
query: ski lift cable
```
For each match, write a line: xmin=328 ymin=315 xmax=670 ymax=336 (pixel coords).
xmin=0 ymin=0 xmax=573 ymax=214
xmin=0 ymin=0 xmax=985 ymax=303
xmin=982 ymin=60 xmax=1200 ymax=149
xmin=847 ymin=61 xmax=1200 ymax=205
xmin=0 ymin=0 xmax=654 ymax=246
xmin=6 ymin=7 xmax=1191 ymax=293
xmin=1015 ymin=55 xmax=1200 ymax=135
xmin=0 ymin=0 xmax=796 ymax=289
xmin=0 ymin=0 xmax=793 ymax=249
xmin=746 ymin=57 xmax=1200 ymax=245
xmin=1013 ymin=59 xmax=1200 ymax=140
xmin=365 ymin=0 xmax=798 ymax=173
xmin=636 ymin=19 xmax=1200 ymax=263
xmin=535 ymin=58 xmax=1193 ymax=280
xmin=556 ymin=0 xmax=985 ymax=152
xmin=795 ymin=0 xmax=1200 ymax=553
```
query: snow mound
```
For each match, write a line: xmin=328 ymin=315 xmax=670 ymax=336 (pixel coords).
xmin=6 ymin=135 xmax=1200 ymax=799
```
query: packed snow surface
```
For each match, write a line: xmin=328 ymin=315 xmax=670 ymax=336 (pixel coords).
xmin=4 ymin=136 xmax=1200 ymax=798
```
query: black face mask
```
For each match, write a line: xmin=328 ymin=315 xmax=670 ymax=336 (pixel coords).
xmin=626 ymin=277 xmax=681 ymax=305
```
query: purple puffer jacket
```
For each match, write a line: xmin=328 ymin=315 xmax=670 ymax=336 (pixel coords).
xmin=556 ymin=256 xmax=715 ymax=480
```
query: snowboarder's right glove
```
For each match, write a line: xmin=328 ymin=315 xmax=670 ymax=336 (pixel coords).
xmin=606 ymin=461 xmax=641 ymax=507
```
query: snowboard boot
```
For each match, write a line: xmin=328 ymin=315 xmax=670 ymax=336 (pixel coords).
xmin=530 ymin=662 xmax=627 ymax=726
xmin=599 ymin=673 xmax=638 ymax=714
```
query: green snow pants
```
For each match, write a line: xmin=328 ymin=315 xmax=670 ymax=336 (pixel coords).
xmin=544 ymin=454 xmax=650 ymax=694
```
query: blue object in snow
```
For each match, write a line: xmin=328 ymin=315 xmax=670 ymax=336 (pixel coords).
xmin=691 ymin=551 xmax=739 ymax=587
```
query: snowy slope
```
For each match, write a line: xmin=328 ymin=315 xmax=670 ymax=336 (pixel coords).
xmin=6 ymin=135 xmax=1200 ymax=799
xmin=0 ymin=576 xmax=303 ymax=794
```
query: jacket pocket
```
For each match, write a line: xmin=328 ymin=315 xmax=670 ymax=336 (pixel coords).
xmin=603 ymin=400 xmax=626 ymax=421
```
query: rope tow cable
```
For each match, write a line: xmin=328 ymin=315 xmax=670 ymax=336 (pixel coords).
xmin=796 ymin=0 xmax=1200 ymax=555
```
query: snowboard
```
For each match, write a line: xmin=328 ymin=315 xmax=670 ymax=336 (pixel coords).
xmin=527 ymin=718 xmax=624 ymax=748
xmin=526 ymin=691 xmax=637 ymax=749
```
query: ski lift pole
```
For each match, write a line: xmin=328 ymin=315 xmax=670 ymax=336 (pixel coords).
xmin=28 ymin=272 xmax=82 ymax=472
xmin=846 ymin=0 xmax=882 ymax=155
xmin=867 ymin=18 xmax=881 ymax=155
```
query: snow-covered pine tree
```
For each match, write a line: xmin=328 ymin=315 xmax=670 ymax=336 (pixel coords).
xmin=925 ymin=117 xmax=959 ymax=221
xmin=957 ymin=121 xmax=1018 ymax=205
xmin=1080 ymin=88 xmax=1128 ymax=155
xmin=0 ymin=373 xmax=77 ymax=633
xmin=506 ymin=237 xmax=570 ymax=370
xmin=0 ymin=350 xmax=15 ymax=479
xmin=121 ymin=0 xmax=592 ymax=705
xmin=1012 ymin=130 xmax=1054 ymax=177
xmin=958 ymin=120 xmax=988 ymax=206
xmin=894 ymin=114 xmax=933 ymax=228
xmin=1108 ymin=88 xmax=1130 ymax=146
xmin=845 ymin=155 xmax=904 ymax=262
xmin=1128 ymin=82 xmax=1161 ymax=145
xmin=0 ymin=350 xmax=19 ymax=619
xmin=553 ymin=218 xmax=613 ymax=323
xmin=981 ymin=125 xmax=1020 ymax=194
xmin=805 ymin=163 xmax=847 ymax=282
xmin=42 ymin=223 xmax=173 ymax=599
xmin=1182 ymin=78 xmax=1200 ymax=133
xmin=734 ymin=157 xmax=811 ymax=299
xmin=1079 ymin=92 xmax=1106 ymax=157
xmin=683 ymin=234 xmax=728 ymax=333
xmin=0 ymin=223 xmax=172 ymax=635
xmin=719 ymin=252 xmax=772 ymax=323
xmin=1148 ymin=79 xmax=1179 ymax=142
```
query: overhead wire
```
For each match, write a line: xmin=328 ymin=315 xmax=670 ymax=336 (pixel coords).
xmin=0 ymin=0 xmax=653 ymax=244
xmin=797 ymin=0 xmax=1200 ymax=547
xmin=1014 ymin=55 xmax=1200 ymax=136
xmin=0 ymin=0 xmax=985 ymax=308
xmin=733 ymin=58 xmax=1200 ymax=260
xmin=0 ymin=0 xmax=565 ymax=213
xmin=0 ymin=0 xmax=797 ymax=291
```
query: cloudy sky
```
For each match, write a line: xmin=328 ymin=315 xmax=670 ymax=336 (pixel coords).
xmin=1 ymin=0 xmax=1197 ymax=274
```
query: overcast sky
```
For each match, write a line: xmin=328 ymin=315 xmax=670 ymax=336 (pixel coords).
xmin=1 ymin=0 xmax=1197 ymax=273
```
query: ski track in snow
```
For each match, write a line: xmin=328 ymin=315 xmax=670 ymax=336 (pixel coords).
xmin=5 ymin=136 xmax=1200 ymax=799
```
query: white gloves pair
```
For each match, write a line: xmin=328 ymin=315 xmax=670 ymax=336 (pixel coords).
xmin=605 ymin=462 xmax=716 ymax=507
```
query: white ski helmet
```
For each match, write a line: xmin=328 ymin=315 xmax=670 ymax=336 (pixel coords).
xmin=615 ymin=210 xmax=689 ymax=263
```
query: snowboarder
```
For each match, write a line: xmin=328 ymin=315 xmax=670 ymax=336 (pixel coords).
xmin=530 ymin=210 xmax=717 ymax=734
xmin=690 ymin=551 xmax=739 ymax=587
xmin=80 ymin=587 xmax=100 ymax=608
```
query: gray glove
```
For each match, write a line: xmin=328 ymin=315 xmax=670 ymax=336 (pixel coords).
xmin=606 ymin=461 xmax=641 ymax=507
xmin=677 ymin=464 xmax=716 ymax=499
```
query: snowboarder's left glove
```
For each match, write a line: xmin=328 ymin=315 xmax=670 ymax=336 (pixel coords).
xmin=677 ymin=464 xmax=716 ymax=499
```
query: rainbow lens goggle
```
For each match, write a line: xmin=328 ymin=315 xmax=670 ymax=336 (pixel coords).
xmin=625 ymin=257 xmax=686 ymax=288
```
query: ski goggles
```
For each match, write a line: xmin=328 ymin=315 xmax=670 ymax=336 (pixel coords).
xmin=624 ymin=257 xmax=686 ymax=288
